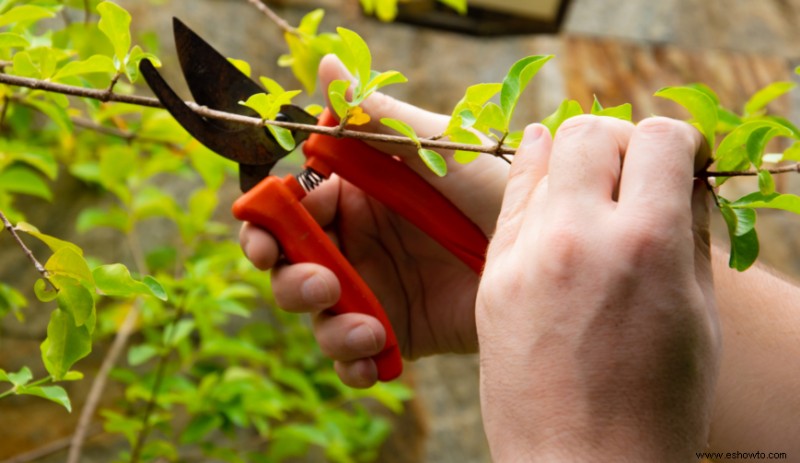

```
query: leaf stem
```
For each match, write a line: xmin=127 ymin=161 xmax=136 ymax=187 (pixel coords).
xmin=0 ymin=210 xmax=58 ymax=292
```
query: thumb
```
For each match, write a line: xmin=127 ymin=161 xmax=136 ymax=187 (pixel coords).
xmin=317 ymin=54 xmax=451 ymax=140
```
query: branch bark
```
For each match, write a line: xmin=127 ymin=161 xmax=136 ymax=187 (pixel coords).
xmin=1 ymin=72 xmax=799 ymax=176
xmin=66 ymin=303 xmax=140 ymax=463
xmin=245 ymin=0 xmax=300 ymax=36
xmin=0 ymin=210 xmax=58 ymax=292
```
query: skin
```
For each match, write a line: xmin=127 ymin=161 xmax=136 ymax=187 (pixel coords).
xmin=241 ymin=55 xmax=800 ymax=460
xmin=476 ymin=117 xmax=718 ymax=461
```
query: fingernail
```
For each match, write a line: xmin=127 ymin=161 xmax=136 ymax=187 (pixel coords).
xmin=345 ymin=325 xmax=379 ymax=352
xmin=301 ymin=274 xmax=333 ymax=305
xmin=519 ymin=124 xmax=545 ymax=148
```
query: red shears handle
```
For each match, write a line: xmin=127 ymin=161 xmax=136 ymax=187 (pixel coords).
xmin=232 ymin=175 xmax=403 ymax=381
xmin=232 ymin=109 xmax=488 ymax=382
xmin=303 ymin=109 xmax=488 ymax=274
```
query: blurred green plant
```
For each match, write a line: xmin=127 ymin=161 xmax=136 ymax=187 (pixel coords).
xmin=0 ymin=1 xmax=411 ymax=462
xmin=2 ymin=0 xmax=800 ymax=461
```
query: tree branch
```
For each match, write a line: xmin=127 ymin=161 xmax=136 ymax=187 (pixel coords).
xmin=67 ymin=303 xmax=140 ymax=463
xmin=0 ymin=210 xmax=58 ymax=292
xmin=0 ymin=72 xmax=516 ymax=156
xmin=245 ymin=0 xmax=301 ymax=36
xmin=3 ymin=72 xmax=800 ymax=174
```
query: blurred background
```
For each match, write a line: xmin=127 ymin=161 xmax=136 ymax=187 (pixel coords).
xmin=2 ymin=0 xmax=800 ymax=461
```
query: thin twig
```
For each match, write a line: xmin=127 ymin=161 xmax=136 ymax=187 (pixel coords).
xmin=1 ymin=425 xmax=103 ymax=463
xmin=245 ymin=0 xmax=301 ymax=36
xmin=129 ymin=303 xmax=186 ymax=463
xmin=0 ymin=210 xmax=58 ymax=292
xmin=0 ymin=72 xmax=516 ymax=156
xmin=66 ymin=303 xmax=140 ymax=463
xmin=103 ymin=72 xmax=123 ymax=102
xmin=71 ymin=117 xmax=183 ymax=150
xmin=4 ymin=72 xmax=800 ymax=171
xmin=703 ymin=163 xmax=800 ymax=178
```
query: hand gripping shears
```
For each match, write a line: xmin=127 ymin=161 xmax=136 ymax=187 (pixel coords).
xmin=139 ymin=18 xmax=488 ymax=381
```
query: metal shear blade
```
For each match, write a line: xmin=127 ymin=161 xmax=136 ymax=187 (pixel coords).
xmin=140 ymin=18 xmax=315 ymax=191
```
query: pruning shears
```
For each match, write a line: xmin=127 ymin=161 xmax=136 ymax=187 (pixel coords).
xmin=139 ymin=18 xmax=488 ymax=381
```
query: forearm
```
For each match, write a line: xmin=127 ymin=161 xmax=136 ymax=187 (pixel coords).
xmin=708 ymin=246 xmax=800 ymax=459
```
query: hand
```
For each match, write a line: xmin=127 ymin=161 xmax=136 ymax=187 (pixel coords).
xmin=240 ymin=55 xmax=509 ymax=387
xmin=477 ymin=116 xmax=720 ymax=461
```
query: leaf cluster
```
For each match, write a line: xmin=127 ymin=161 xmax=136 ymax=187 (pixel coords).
xmin=1 ymin=2 xmax=411 ymax=462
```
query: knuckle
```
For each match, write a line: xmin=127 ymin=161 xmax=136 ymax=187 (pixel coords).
xmin=637 ymin=117 xmax=700 ymax=148
xmin=556 ymin=114 xmax=633 ymax=139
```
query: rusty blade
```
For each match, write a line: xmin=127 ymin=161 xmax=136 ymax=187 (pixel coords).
xmin=173 ymin=17 xmax=315 ymax=154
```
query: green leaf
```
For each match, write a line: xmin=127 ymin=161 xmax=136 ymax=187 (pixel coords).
xmin=53 ymin=55 xmax=116 ymax=81
xmin=6 ymin=147 xmax=58 ymax=180
xmin=328 ymin=79 xmax=351 ymax=120
xmin=654 ymin=86 xmax=718 ymax=149
xmin=3 ymin=366 xmax=32 ymax=387
xmin=56 ymin=278 xmax=95 ymax=330
xmin=782 ymin=142 xmax=800 ymax=162
xmin=380 ymin=118 xmax=419 ymax=144
xmin=474 ymin=102 xmax=507 ymax=134
xmin=366 ymin=70 xmax=407 ymax=91
xmin=731 ymin=191 xmax=800 ymax=215
xmin=34 ymin=279 xmax=59 ymax=303
xmin=124 ymin=45 xmax=160 ymax=83
xmin=141 ymin=276 xmax=167 ymax=301
xmin=499 ymin=55 xmax=553 ymax=126
xmin=375 ymin=0 xmax=398 ymax=21
xmin=97 ymin=1 xmax=132 ymax=65
xmin=0 ymin=32 xmax=29 ymax=49
xmin=297 ymin=8 xmax=325 ymax=35
xmin=17 ymin=385 xmax=72 ymax=412
xmin=46 ymin=248 xmax=94 ymax=285
xmin=594 ymin=103 xmax=632 ymax=121
xmin=127 ymin=344 xmax=159 ymax=366
xmin=76 ymin=206 xmax=131 ymax=233
xmin=744 ymin=81 xmax=796 ymax=116
xmin=541 ymin=99 xmax=583 ymax=135
xmin=719 ymin=202 xmax=759 ymax=271
xmin=716 ymin=120 xmax=792 ymax=169
xmin=93 ymin=264 xmax=167 ymax=301
xmin=418 ymin=149 xmax=447 ymax=177
xmin=0 ymin=5 xmax=58 ymax=28
xmin=0 ymin=282 xmax=27 ymax=320
xmin=259 ymin=76 xmax=285 ymax=94
xmin=268 ymin=126 xmax=296 ymax=151
xmin=41 ymin=309 xmax=92 ymax=381
xmin=228 ymin=58 xmax=252 ymax=78
xmin=239 ymin=90 xmax=302 ymax=121
xmin=0 ymin=165 xmax=52 ymax=200
xmin=438 ymin=0 xmax=467 ymax=14
xmin=336 ymin=27 xmax=371 ymax=87
xmin=163 ymin=319 xmax=195 ymax=347
xmin=15 ymin=222 xmax=84 ymax=256
xmin=758 ymin=170 xmax=776 ymax=195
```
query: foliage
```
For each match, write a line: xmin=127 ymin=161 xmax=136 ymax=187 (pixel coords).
xmin=0 ymin=1 xmax=410 ymax=462
xmin=2 ymin=0 xmax=800 ymax=461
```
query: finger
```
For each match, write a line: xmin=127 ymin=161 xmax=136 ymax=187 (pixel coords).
xmin=488 ymin=124 xmax=552 ymax=256
xmin=334 ymin=359 xmax=378 ymax=389
xmin=240 ymin=222 xmax=280 ymax=270
xmin=618 ymin=118 xmax=705 ymax=223
xmin=312 ymin=311 xmax=386 ymax=361
xmin=270 ymin=263 xmax=340 ymax=313
xmin=547 ymin=115 xmax=633 ymax=208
